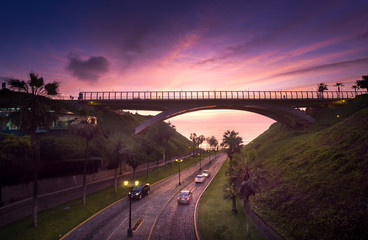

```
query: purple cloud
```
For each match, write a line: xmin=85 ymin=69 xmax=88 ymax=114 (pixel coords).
xmin=66 ymin=54 xmax=109 ymax=82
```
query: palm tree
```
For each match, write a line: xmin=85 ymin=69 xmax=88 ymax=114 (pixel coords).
xmin=207 ymin=136 xmax=218 ymax=161
xmin=236 ymin=149 xmax=266 ymax=235
xmin=197 ymin=135 xmax=205 ymax=170
xmin=221 ymin=130 xmax=243 ymax=167
xmin=334 ymin=82 xmax=344 ymax=92
xmin=356 ymin=74 xmax=368 ymax=91
xmin=223 ymin=147 xmax=265 ymax=234
xmin=69 ymin=113 xmax=101 ymax=205
xmin=190 ymin=133 xmax=197 ymax=155
xmin=6 ymin=72 xmax=59 ymax=227
xmin=190 ymin=133 xmax=205 ymax=169
xmin=223 ymin=180 xmax=239 ymax=214
xmin=334 ymin=82 xmax=344 ymax=97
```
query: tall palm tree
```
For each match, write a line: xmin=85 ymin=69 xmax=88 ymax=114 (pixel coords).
xmin=190 ymin=133 xmax=197 ymax=155
xmin=236 ymin=149 xmax=266 ymax=235
xmin=6 ymin=72 xmax=59 ymax=227
xmin=223 ymin=148 xmax=265 ymax=230
xmin=69 ymin=113 xmax=101 ymax=205
xmin=334 ymin=82 xmax=344 ymax=92
xmin=221 ymin=130 xmax=243 ymax=167
xmin=207 ymin=136 xmax=218 ymax=161
xmin=223 ymin=180 xmax=239 ymax=214
xmin=197 ymin=135 xmax=205 ymax=170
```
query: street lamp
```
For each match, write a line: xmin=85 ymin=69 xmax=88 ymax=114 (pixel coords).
xmin=176 ymin=159 xmax=183 ymax=185
xmin=123 ymin=180 xmax=140 ymax=237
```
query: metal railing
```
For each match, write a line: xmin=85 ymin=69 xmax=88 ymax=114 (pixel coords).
xmin=79 ymin=90 xmax=366 ymax=101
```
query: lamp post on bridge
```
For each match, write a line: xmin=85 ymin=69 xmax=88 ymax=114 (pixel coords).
xmin=123 ymin=180 xmax=140 ymax=237
xmin=176 ymin=159 xmax=183 ymax=185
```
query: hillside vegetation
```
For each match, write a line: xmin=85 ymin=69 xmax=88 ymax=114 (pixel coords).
xmin=1 ymin=108 xmax=192 ymax=185
xmin=244 ymin=96 xmax=368 ymax=239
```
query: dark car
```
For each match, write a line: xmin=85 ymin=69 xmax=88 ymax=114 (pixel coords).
xmin=177 ymin=190 xmax=192 ymax=204
xmin=129 ymin=183 xmax=150 ymax=200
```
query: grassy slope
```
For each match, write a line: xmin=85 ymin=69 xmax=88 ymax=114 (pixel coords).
xmin=198 ymin=160 xmax=264 ymax=240
xmin=244 ymin=99 xmax=368 ymax=239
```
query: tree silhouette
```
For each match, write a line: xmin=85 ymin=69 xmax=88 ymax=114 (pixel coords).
xmin=317 ymin=83 xmax=328 ymax=99
xmin=141 ymin=136 xmax=156 ymax=178
xmin=207 ymin=136 xmax=218 ymax=161
xmin=352 ymin=84 xmax=359 ymax=94
xmin=229 ymin=149 xmax=266 ymax=234
xmin=334 ymin=82 xmax=344 ymax=92
xmin=190 ymin=133 xmax=197 ymax=154
xmin=69 ymin=112 xmax=101 ymax=205
xmin=190 ymin=133 xmax=205 ymax=169
xmin=125 ymin=136 xmax=146 ymax=180
xmin=221 ymin=130 xmax=243 ymax=167
xmin=356 ymin=74 xmax=368 ymax=91
xmin=152 ymin=121 xmax=176 ymax=166
xmin=317 ymin=83 xmax=328 ymax=92
xmin=107 ymin=132 xmax=125 ymax=192
xmin=6 ymin=72 xmax=59 ymax=227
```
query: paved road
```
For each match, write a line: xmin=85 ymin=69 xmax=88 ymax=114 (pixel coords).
xmin=62 ymin=153 xmax=227 ymax=240
xmin=149 ymin=153 xmax=227 ymax=240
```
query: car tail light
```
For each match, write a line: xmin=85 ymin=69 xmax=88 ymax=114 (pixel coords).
xmin=186 ymin=197 xmax=190 ymax=200
xmin=177 ymin=197 xmax=180 ymax=200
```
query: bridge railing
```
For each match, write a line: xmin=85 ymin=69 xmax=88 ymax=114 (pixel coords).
xmin=79 ymin=90 xmax=366 ymax=101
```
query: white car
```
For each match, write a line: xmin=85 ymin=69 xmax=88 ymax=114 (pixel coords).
xmin=195 ymin=175 xmax=205 ymax=183
xmin=202 ymin=170 xmax=210 ymax=177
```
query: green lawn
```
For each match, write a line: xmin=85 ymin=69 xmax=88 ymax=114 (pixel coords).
xmin=0 ymin=153 xmax=210 ymax=240
xmin=198 ymin=159 xmax=264 ymax=240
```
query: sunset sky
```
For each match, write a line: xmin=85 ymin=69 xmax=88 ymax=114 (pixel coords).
xmin=1 ymin=0 xmax=368 ymax=143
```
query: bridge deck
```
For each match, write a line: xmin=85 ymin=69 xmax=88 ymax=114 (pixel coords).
xmin=79 ymin=90 xmax=364 ymax=101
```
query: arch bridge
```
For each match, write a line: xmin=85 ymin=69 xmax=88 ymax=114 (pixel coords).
xmin=77 ymin=90 xmax=365 ymax=134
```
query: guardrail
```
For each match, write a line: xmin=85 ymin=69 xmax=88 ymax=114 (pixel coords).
xmin=78 ymin=90 xmax=366 ymax=101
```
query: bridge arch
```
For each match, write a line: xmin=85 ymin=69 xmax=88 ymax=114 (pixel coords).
xmin=134 ymin=102 xmax=316 ymax=134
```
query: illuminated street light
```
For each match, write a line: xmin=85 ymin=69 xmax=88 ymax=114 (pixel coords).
xmin=123 ymin=180 xmax=140 ymax=237
xmin=176 ymin=159 xmax=183 ymax=185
